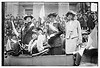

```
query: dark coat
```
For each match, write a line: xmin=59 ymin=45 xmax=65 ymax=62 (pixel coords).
xmin=22 ymin=22 xmax=35 ymax=44
xmin=48 ymin=23 xmax=64 ymax=47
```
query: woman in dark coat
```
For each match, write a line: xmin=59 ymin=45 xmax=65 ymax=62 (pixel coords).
xmin=22 ymin=16 xmax=35 ymax=44
xmin=46 ymin=13 xmax=64 ymax=55
xmin=11 ymin=15 xmax=35 ymax=45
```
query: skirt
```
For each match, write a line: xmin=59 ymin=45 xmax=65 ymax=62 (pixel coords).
xmin=48 ymin=35 xmax=63 ymax=55
xmin=65 ymin=38 xmax=78 ymax=53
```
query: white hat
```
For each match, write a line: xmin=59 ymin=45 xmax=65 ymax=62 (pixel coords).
xmin=69 ymin=10 xmax=77 ymax=15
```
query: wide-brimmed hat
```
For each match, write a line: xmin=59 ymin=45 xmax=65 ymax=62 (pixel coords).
xmin=48 ymin=13 xmax=57 ymax=18
xmin=36 ymin=27 xmax=43 ymax=32
xmin=24 ymin=16 xmax=33 ymax=20
xmin=66 ymin=11 xmax=76 ymax=17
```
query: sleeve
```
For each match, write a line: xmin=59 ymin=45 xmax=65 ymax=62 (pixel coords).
xmin=37 ymin=35 xmax=44 ymax=52
xmin=11 ymin=21 xmax=19 ymax=37
xmin=48 ymin=24 xmax=59 ymax=32
xmin=29 ymin=40 xmax=37 ymax=52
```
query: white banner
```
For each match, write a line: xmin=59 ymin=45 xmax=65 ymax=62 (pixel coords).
xmin=39 ymin=3 xmax=45 ymax=23
xmin=91 ymin=3 xmax=97 ymax=12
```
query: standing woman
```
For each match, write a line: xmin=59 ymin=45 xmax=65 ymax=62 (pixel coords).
xmin=21 ymin=16 xmax=35 ymax=45
xmin=11 ymin=16 xmax=35 ymax=45
xmin=8 ymin=15 xmax=35 ymax=55
xmin=65 ymin=11 xmax=82 ymax=54
xmin=46 ymin=13 xmax=64 ymax=55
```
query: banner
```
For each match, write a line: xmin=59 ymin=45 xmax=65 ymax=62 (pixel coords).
xmin=39 ymin=3 xmax=45 ymax=23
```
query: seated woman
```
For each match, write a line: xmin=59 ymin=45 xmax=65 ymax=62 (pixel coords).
xmin=5 ymin=34 xmax=21 ymax=56
xmin=28 ymin=28 xmax=50 ymax=54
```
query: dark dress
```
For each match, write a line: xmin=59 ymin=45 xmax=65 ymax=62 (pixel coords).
xmin=22 ymin=22 xmax=35 ymax=44
xmin=47 ymin=23 xmax=64 ymax=55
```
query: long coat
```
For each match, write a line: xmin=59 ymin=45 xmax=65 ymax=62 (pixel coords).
xmin=22 ymin=22 xmax=35 ymax=44
xmin=65 ymin=20 xmax=82 ymax=53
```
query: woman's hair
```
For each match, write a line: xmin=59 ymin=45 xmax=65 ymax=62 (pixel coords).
xmin=36 ymin=27 xmax=43 ymax=32
xmin=66 ymin=12 xmax=75 ymax=17
xmin=48 ymin=13 xmax=57 ymax=18
xmin=24 ymin=16 xmax=33 ymax=20
xmin=66 ymin=12 xmax=75 ymax=20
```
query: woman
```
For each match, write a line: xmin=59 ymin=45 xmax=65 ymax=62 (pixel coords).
xmin=21 ymin=16 xmax=35 ymax=44
xmin=28 ymin=28 xmax=50 ymax=54
xmin=9 ymin=15 xmax=36 ymax=55
xmin=65 ymin=11 xmax=82 ymax=54
xmin=46 ymin=13 xmax=64 ymax=55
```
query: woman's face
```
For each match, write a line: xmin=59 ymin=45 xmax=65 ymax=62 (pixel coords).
xmin=26 ymin=17 xmax=32 ymax=22
xmin=49 ymin=16 xmax=55 ymax=22
xmin=32 ymin=34 xmax=37 ymax=39
xmin=38 ymin=30 xmax=43 ymax=34
xmin=67 ymin=15 xmax=73 ymax=20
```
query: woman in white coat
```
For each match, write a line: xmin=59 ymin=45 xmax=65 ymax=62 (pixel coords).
xmin=65 ymin=11 xmax=82 ymax=54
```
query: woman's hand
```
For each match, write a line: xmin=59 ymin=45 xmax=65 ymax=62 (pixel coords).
xmin=77 ymin=39 xmax=82 ymax=45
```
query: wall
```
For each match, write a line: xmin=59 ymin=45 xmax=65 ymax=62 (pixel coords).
xmin=33 ymin=2 xmax=59 ymax=20
xmin=69 ymin=3 xmax=77 ymax=12
xmin=32 ymin=3 xmax=42 ymax=20
xmin=5 ymin=2 xmax=79 ymax=19
xmin=6 ymin=2 xmax=19 ymax=17
xmin=18 ymin=5 xmax=25 ymax=17
xmin=58 ymin=3 xmax=69 ymax=17
xmin=44 ymin=3 xmax=58 ymax=16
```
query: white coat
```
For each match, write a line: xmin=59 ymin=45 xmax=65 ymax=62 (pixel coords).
xmin=65 ymin=20 xmax=82 ymax=53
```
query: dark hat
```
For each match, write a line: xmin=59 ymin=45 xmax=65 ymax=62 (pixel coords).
xmin=36 ymin=27 xmax=43 ymax=32
xmin=66 ymin=11 xmax=75 ymax=17
xmin=32 ymin=31 xmax=37 ymax=35
xmin=48 ymin=13 xmax=57 ymax=18
xmin=24 ymin=16 xmax=33 ymax=20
